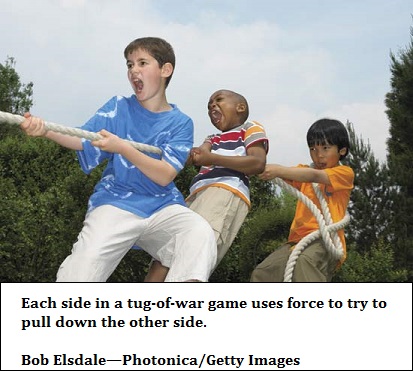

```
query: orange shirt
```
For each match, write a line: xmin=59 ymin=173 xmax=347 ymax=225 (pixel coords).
xmin=287 ymin=164 xmax=354 ymax=263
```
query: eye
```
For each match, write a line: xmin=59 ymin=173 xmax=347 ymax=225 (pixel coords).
xmin=126 ymin=62 xmax=133 ymax=69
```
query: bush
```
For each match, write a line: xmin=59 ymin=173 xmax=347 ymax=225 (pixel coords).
xmin=333 ymin=239 xmax=408 ymax=282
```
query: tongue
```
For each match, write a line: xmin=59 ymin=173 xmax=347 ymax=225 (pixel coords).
xmin=211 ymin=111 xmax=222 ymax=123
xmin=136 ymin=80 xmax=143 ymax=91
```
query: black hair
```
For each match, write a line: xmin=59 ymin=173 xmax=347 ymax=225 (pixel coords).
xmin=215 ymin=89 xmax=249 ymax=122
xmin=306 ymin=118 xmax=350 ymax=160
xmin=124 ymin=37 xmax=175 ymax=88
xmin=233 ymin=91 xmax=249 ymax=122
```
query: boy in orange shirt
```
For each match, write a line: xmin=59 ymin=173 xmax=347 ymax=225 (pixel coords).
xmin=250 ymin=118 xmax=354 ymax=282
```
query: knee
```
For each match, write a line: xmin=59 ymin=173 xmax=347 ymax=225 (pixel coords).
xmin=56 ymin=253 xmax=109 ymax=282
xmin=250 ymin=267 xmax=265 ymax=282
xmin=250 ymin=258 xmax=284 ymax=282
xmin=189 ymin=216 xmax=215 ymax=240
xmin=292 ymin=254 xmax=327 ymax=282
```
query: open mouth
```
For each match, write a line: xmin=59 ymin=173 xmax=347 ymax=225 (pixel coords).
xmin=133 ymin=79 xmax=144 ymax=92
xmin=209 ymin=110 xmax=222 ymax=124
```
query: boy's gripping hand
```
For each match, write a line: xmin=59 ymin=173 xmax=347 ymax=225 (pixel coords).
xmin=91 ymin=129 xmax=125 ymax=154
xmin=258 ymin=164 xmax=280 ymax=181
xmin=191 ymin=145 xmax=213 ymax=167
xmin=20 ymin=112 xmax=48 ymax=137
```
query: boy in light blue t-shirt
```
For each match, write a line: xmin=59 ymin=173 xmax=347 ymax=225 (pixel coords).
xmin=20 ymin=37 xmax=217 ymax=282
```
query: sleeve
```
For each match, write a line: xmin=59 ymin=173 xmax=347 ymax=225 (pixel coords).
xmin=325 ymin=166 xmax=354 ymax=192
xmin=75 ymin=97 xmax=118 ymax=174
xmin=244 ymin=120 xmax=269 ymax=153
xmin=161 ymin=116 xmax=194 ymax=173
xmin=204 ymin=134 xmax=216 ymax=144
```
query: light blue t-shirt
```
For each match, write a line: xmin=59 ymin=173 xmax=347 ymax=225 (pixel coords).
xmin=76 ymin=95 xmax=193 ymax=218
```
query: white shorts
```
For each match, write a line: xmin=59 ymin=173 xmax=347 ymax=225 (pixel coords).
xmin=56 ymin=204 xmax=217 ymax=282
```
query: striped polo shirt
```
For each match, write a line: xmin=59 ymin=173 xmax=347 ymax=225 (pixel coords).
xmin=188 ymin=120 xmax=268 ymax=207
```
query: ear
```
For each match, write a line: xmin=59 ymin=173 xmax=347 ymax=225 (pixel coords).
xmin=339 ymin=147 xmax=347 ymax=157
xmin=236 ymin=102 xmax=247 ymax=114
xmin=161 ymin=62 xmax=173 ymax=78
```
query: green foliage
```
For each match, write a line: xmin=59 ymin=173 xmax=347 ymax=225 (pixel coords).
xmin=334 ymin=240 xmax=408 ymax=283
xmin=0 ymin=57 xmax=33 ymax=138
xmin=344 ymin=121 xmax=394 ymax=252
xmin=108 ymin=249 xmax=151 ymax=283
xmin=0 ymin=56 xmax=33 ymax=114
xmin=249 ymin=176 xmax=278 ymax=212
xmin=384 ymin=25 xmax=413 ymax=280
xmin=0 ymin=135 xmax=101 ymax=282
xmin=1 ymin=51 xmax=412 ymax=283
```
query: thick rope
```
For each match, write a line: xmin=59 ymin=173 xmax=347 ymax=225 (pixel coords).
xmin=0 ymin=111 xmax=162 ymax=155
xmin=272 ymin=177 xmax=350 ymax=282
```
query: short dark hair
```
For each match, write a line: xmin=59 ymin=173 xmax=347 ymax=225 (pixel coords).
xmin=217 ymin=89 xmax=249 ymax=122
xmin=307 ymin=118 xmax=350 ymax=159
xmin=124 ymin=37 xmax=175 ymax=87
xmin=234 ymin=91 xmax=249 ymax=123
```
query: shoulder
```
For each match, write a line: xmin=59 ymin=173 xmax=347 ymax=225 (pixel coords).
xmin=296 ymin=164 xmax=311 ymax=169
xmin=88 ymin=96 xmax=129 ymax=121
xmin=243 ymin=120 xmax=269 ymax=151
xmin=97 ymin=95 xmax=132 ymax=111
xmin=166 ymin=105 xmax=194 ymax=133
xmin=325 ymin=165 xmax=354 ymax=190
xmin=169 ymin=103 xmax=192 ymax=120
xmin=111 ymin=95 xmax=132 ymax=105
xmin=242 ymin=120 xmax=266 ymax=132
xmin=325 ymin=165 xmax=354 ymax=178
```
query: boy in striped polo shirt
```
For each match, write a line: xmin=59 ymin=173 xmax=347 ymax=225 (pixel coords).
xmin=145 ymin=89 xmax=269 ymax=281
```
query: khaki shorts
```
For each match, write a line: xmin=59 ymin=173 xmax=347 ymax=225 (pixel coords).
xmin=187 ymin=187 xmax=249 ymax=266
xmin=250 ymin=239 xmax=338 ymax=282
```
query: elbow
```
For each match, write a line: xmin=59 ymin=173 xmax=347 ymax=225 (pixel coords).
xmin=246 ymin=159 xmax=266 ymax=176
xmin=158 ymin=168 xmax=178 ymax=187
xmin=311 ymin=169 xmax=330 ymax=184
xmin=158 ymin=175 xmax=176 ymax=187
xmin=256 ymin=161 xmax=266 ymax=175
xmin=158 ymin=180 xmax=171 ymax=187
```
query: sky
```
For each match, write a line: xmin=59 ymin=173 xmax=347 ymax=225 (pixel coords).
xmin=0 ymin=0 xmax=412 ymax=166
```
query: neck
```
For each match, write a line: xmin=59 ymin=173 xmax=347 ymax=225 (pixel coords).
xmin=136 ymin=94 xmax=171 ymax=113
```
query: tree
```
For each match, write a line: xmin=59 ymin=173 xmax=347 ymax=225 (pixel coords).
xmin=249 ymin=175 xmax=278 ymax=212
xmin=0 ymin=134 xmax=101 ymax=282
xmin=327 ymin=121 xmax=407 ymax=282
xmin=344 ymin=121 xmax=393 ymax=251
xmin=334 ymin=240 xmax=408 ymax=283
xmin=0 ymin=58 xmax=106 ymax=281
xmin=385 ymin=25 xmax=413 ymax=280
xmin=0 ymin=57 xmax=33 ymax=138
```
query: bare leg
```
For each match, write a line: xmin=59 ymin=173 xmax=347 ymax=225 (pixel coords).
xmin=144 ymin=260 xmax=169 ymax=282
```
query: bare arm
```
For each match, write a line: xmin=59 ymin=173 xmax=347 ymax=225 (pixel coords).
xmin=259 ymin=164 xmax=331 ymax=185
xmin=21 ymin=114 xmax=177 ymax=185
xmin=192 ymin=142 xmax=267 ymax=175
xmin=92 ymin=130 xmax=177 ymax=186
xmin=20 ymin=113 xmax=82 ymax=150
